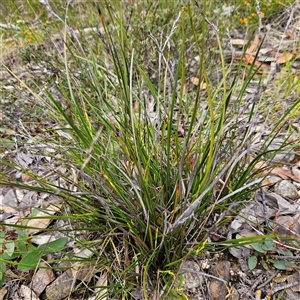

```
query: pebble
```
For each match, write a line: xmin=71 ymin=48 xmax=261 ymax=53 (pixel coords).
xmin=209 ymin=261 xmax=230 ymax=300
xmin=274 ymin=180 xmax=299 ymax=200
xmin=292 ymin=162 xmax=300 ymax=180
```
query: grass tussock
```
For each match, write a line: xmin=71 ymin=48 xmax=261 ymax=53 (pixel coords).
xmin=1 ymin=0 xmax=300 ymax=299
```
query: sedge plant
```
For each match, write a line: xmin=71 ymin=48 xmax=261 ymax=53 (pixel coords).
xmin=1 ymin=1 xmax=300 ymax=299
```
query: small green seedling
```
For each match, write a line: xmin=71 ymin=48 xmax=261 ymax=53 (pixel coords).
xmin=0 ymin=228 xmax=67 ymax=287
xmin=248 ymin=238 xmax=297 ymax=271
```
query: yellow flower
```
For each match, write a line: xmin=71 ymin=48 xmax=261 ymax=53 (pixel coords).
xmin=261 ymin=12 xmax=265 ymax=18
xmin=23 ymin=30 xmax=27 ymax=35
xmin=45 ymin=20 xmax=49 ymax=25
xmin=27 ymin=36 xmax=33 ymax=42
xmin=252 ymin=13 xmax=257 ymax=17
xmin=20 ymin=41 xmax=25 ymax=47
xmin=239 ymin=18 xmax=249 ymax=25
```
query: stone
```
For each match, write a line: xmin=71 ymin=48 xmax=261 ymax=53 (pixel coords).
xmin=179 ymin=260 xmax=203 ymax=290
xmin=46 ymin=272 xmax=74 ymax=300
xmin=209 ymin=261 xmax=231 ymax=300
xmin=31 ymin=268 xmax=55 ymax=296
xmin=292 ymin=162 xmax=300 ymax=180
xmin=275 ymin=180 xmax=298 ymax=200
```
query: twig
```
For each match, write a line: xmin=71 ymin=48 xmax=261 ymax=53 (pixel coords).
xmin=261 ymin=281 xmax=299 ymax=300
xmin=274 ymin=0 xmax=299 ymax=60
xmin=250 ymin=273 xmax=265 ymax=291
xmin=181 ymin=269 xmax=227 ymax=283
xmin=0 ymin=23 xmax=20 ymax=30
xmin=268 ymin=255 xmax=300 ymax=261
xmin=256 ymin=271 xmax=279 ymax=290
xmin=255 ymin=0 xmax=263 ymax=33
xmin=39 ymin=0 xmax=65 ymax=23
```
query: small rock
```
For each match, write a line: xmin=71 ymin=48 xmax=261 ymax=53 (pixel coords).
xmin=292 ymin=162 xmax=300 ymax=181
xmin=209 ymin=261 xmax=230 ymax=300
xmin=31 ymin=268 xmax=55 ymax=296
xmin=178 ymin=260 xmax=203 ymax=290
xmin=275 ymin=180 xmax=299 ymax=200
xmin=267 ymin=175 xmax=282 ymax=185
xmin=287 ymin=272 xmax=300 ymax=292
xmin=46 ymin=272 xmax=74 ymax=300
xmin=285 ymin=289 xmax=300 ymax=300
xmin=293 ymin=181 xmax=300 ymax=190
xmin=19 ymin=285 xmax=39 ymax=300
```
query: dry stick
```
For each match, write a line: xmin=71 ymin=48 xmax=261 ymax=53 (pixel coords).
xmin=256 ymin=271 xmax=279 ymax=290
xmin=255 ymin=0 xmax=263 ymax=34
xmin=40 ymin=0 xmax=103 ymax=98
xmin=250 ymin=273 xmax=266 ymax=292
xmin=39 ymin=0 xmax=67 ymax=23
xmin=0 ymin=23 xmax=20 ymax=30
xmin=181 ymin=269 xmax=227 ymax=283
xmin=261 ymin=281 xmax=299 ymax=300
xmin=268 ymin=255 xmax=300 ymax=261
xmin=149 ymin=11 xmax=182 ymax=128
xmin=274 ymin=0 xmax=299 ymax=60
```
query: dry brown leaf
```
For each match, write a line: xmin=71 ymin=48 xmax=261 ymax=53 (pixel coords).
xmin=275 ymin=52 xmax=294 ymax=64
xmin=247 ymin=34 xmax=259 ymax=53
xmin=280 ymin=171 xmax=300 ymax=183
xmin=243 ymin=54 xmax=256 ymax=65
xmin=253 ymin=160 xmax=269 ymax=171
xmin=285 ymin=31 xmax=295 ymax=40
xmin=270 ymin=167 xmax=290 ymax=180
xmin=273 ymin=221 xmax=300 ymax=243
xmin=252 ymin=159 xmax=300 ymax=182
xmin=190 ymin=76 xmax=199 ymax=85
xmin=269 ymin=168 xmax=300 ymax=183
xmin=266 ymin=51 xmax=294 ymax=64
xmin=21 ymin=173 xmax=32 ymax=182
xmin=273 ymin=275 xmax=287 ymax=283
xmin=190 ymin=77 xmax=207 ymax=89
xmin=233 ymin=35 xmax=270 ymax=68
xmin=242 ymin=54 xmax=269 ymax=68
xmin=230 ymin=38 xmax=247 ymax=46
xmin=0 ymin=287 xmax=8 ymax=300
xmin=262 ymin=178 xmax=272 ymax=190
xmin=26 ymin=205 xmax=61 ymax=235
xmin=95 ymin=271 xmax=108 ymax=300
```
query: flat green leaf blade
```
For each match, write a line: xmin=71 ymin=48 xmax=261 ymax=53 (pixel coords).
xmin=18 ymin=251 xmax=42 ymax=271
xmin=38 ymin=238 xmax=68 ymax=255
xmin=251 ymin=243 xmax=265 ymax=253
xmin=4 ymin=242 xmax=15 ymax=257
xmin=248 ymin=256 xmax=258 ymax=270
